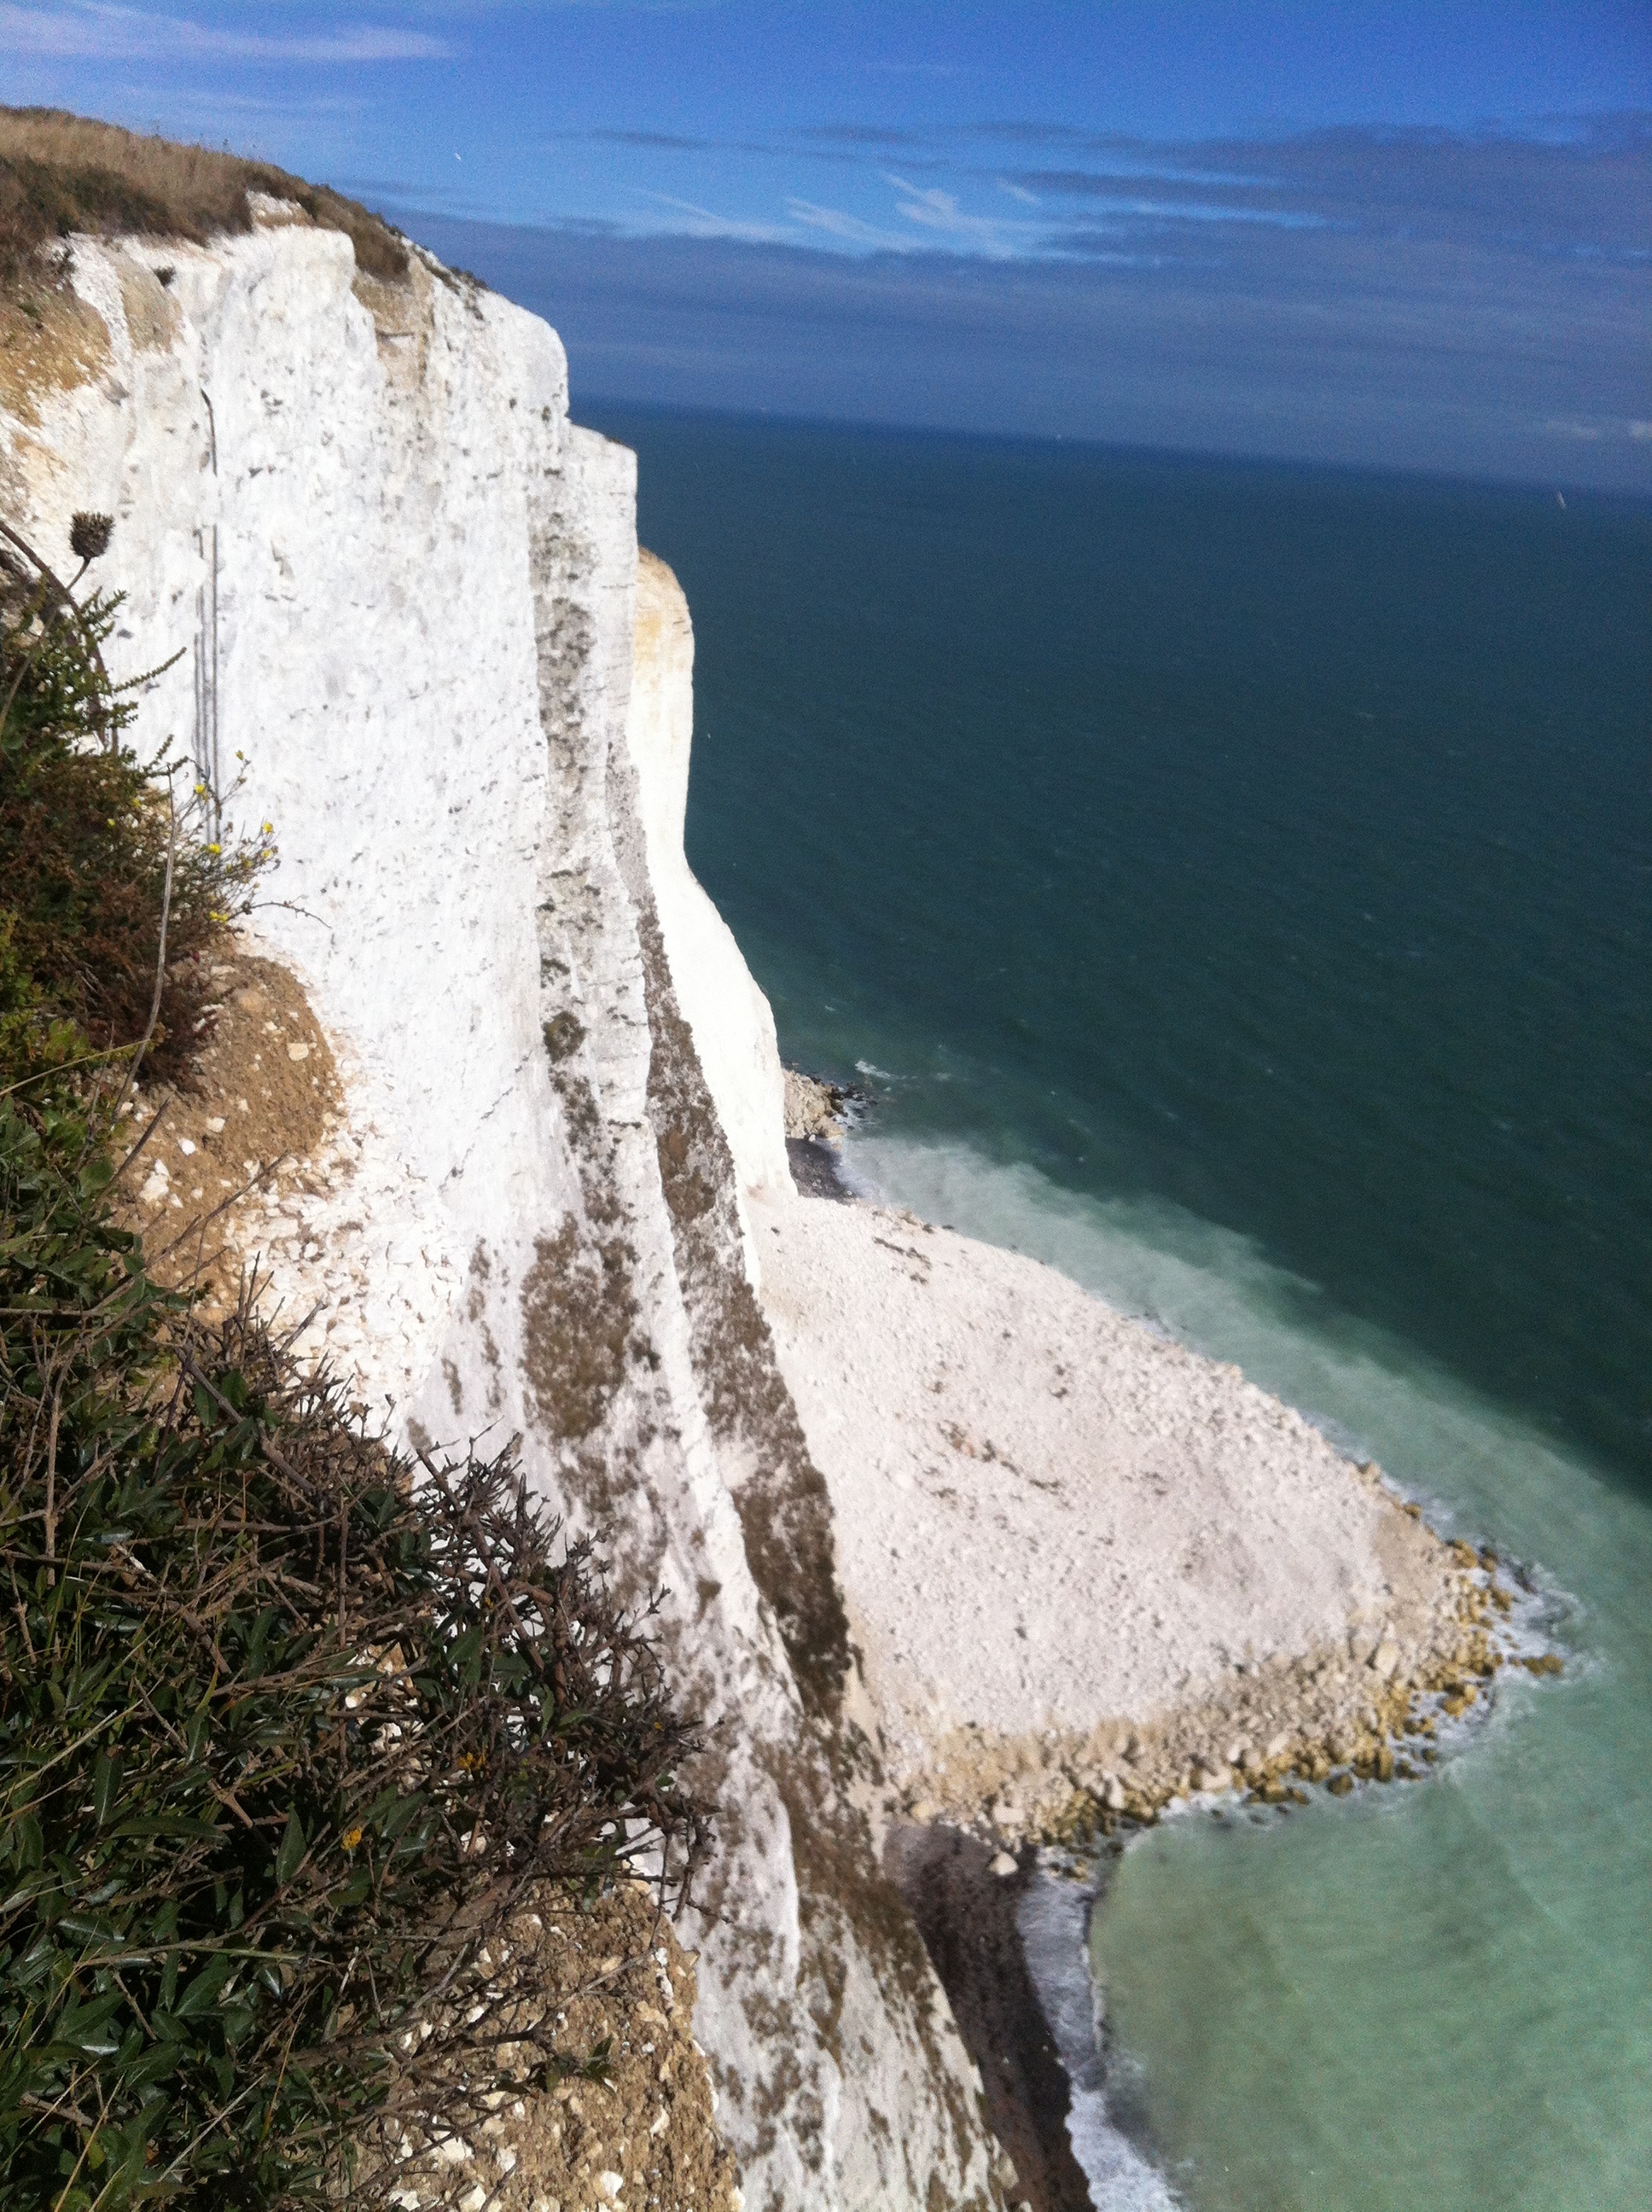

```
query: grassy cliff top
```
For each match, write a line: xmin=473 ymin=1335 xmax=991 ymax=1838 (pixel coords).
xmin=0 ymin=106 xmax=407 ymax=285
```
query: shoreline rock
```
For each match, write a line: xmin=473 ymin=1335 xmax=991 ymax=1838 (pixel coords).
xmin=782 ymin=1065 xmax=853 ymax=1142
xmin=904 ymin=1533 xmax=1550 ymax=1854
xmin=897 ymin=1546 xmax=1530 ymax=1848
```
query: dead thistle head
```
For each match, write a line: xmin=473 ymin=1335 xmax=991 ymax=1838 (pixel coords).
xmin=69 ymin=512 xmax=114 ymax=564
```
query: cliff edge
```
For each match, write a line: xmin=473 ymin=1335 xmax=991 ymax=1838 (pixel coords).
xmin=2 ymin=214 xmax=1006 ymax=2209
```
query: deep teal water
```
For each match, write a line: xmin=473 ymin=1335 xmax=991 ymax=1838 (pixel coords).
xmin=591 ymin=405 xmax=1652 ymax=2208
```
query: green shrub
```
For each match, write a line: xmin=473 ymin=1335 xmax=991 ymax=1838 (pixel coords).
xmin=0 ymin=533 xmax=707 ymax=2208
xmin=0 ymin=1277 xmax=707 ymax=2210
xmin=0 ymin=537 xmax=268 ymax=1088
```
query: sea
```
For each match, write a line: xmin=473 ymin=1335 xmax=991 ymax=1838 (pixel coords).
xmin=589 ymin=404 xmax=1652 ymax=2211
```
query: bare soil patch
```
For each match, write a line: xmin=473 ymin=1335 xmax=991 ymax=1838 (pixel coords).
xmin=0 ymin=271 xmax=108 ymax=423
xmin=114 ymin=947 xmax=341 ymax=1310
xmin=389 ymin=1882 xmax=742 ymax=2212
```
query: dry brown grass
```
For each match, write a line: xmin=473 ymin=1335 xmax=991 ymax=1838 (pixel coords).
xmin=0 ymin=104 xmax=407 ymax=286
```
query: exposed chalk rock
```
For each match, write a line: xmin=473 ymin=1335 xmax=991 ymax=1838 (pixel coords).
xmin=4 ymin=223 xmax=1001 ymax=2212
xmin=782 ymin=1068 xmax=846 ymax=1143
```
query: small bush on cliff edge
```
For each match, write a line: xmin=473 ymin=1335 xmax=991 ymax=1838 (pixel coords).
xmin=0 ymin=529 xmax=708 ymax=2209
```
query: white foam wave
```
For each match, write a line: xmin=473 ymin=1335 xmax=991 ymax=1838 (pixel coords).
xmin=1018 ymin=1865 xmax=1180 ymax=2209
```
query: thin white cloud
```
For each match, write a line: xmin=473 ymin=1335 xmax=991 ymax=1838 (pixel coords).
xmin=0 ymin=3 xmax=452 ymax=61
xmin=637 ymin=191 xmax=794 ymax=244
xmin=784 ymin=198 xmax=912 ymax=251
xmin=102 ymin=83 xmax=373 ymax=124
xmin=884 ymin=173 xmax=1042 ymax=258
xmin=784 ymin=181 xmax=1048 ymax=260
xmin=1015 ymin=172 xmax=1329 ymax=230
xmin=861 ymin=59 xmax=961 ymax=79
xmin=1552 ymin=417 xmax=1652 ymax=443
xmin=997 ymin=177 xmax=1040 ymax=207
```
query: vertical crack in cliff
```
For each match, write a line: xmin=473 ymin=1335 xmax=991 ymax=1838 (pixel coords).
xmin=606 ymin=544 xmax=1015 ymax=2209
xmin=775 ymin=1755 xmax=1005 ymax=2212
xmin=633 ymin=901 xmax=850 ymax=1720
xmin=624 ymin=885 xmax=1012 ymax=2205
xmin=514 ymin=439 xmax=1009 ymax=2205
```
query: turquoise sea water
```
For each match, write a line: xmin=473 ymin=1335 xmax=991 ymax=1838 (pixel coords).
xmin=592 ymin=406 xmax=1652 ymax=2209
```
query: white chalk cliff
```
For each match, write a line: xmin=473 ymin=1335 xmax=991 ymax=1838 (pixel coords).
xmin=5 ymin=211 xmax=1481 ymax=2212
xmin=3 ymin=223 xmax=1005 ymax=2209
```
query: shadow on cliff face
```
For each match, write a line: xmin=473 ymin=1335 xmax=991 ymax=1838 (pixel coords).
xmin=887 ymin=1825 xmax=1096 ymax=2212
xmin=786 ymin=1133 xmax=856 ymax=1202
xmin=637 ymin=905 xmax=852 ymax=1719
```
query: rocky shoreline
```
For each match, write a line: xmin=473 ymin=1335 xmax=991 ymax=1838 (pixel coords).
xmin=886 ymin=1562 xmax=1559 ymax=2212
xmin=894 ymin=1519 xmax=1556 ymax=1854
xmin=771 ymin=1077 xmax=1555 ymax=1848
xmin=781 ymin=1067 xmax=861 ymax=1202
xmin=747 ymin=1130 xmax=1568 ymax=2203
xmin=754 ymin=1178 xmax=1539 ymax=1825
xmin=781 ymin=1065 xmax=855 ymax=1143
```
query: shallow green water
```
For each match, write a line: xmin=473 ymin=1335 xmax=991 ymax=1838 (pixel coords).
xmin=1072 ymin=1196 xmax=1652 ymax=2212
xmin=863 ymin=1149 xmax=1652 ymax=2209
xmin=593 ymin=405 xmax=1652 ymax=2205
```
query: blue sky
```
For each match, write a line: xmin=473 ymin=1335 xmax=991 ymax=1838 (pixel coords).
xmin=6 ymin=4 xmax=1649 ymax=485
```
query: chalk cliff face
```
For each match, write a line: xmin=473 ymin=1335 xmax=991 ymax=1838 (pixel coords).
xmin=2 ymin=222 xmax=1004 ymax=2211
